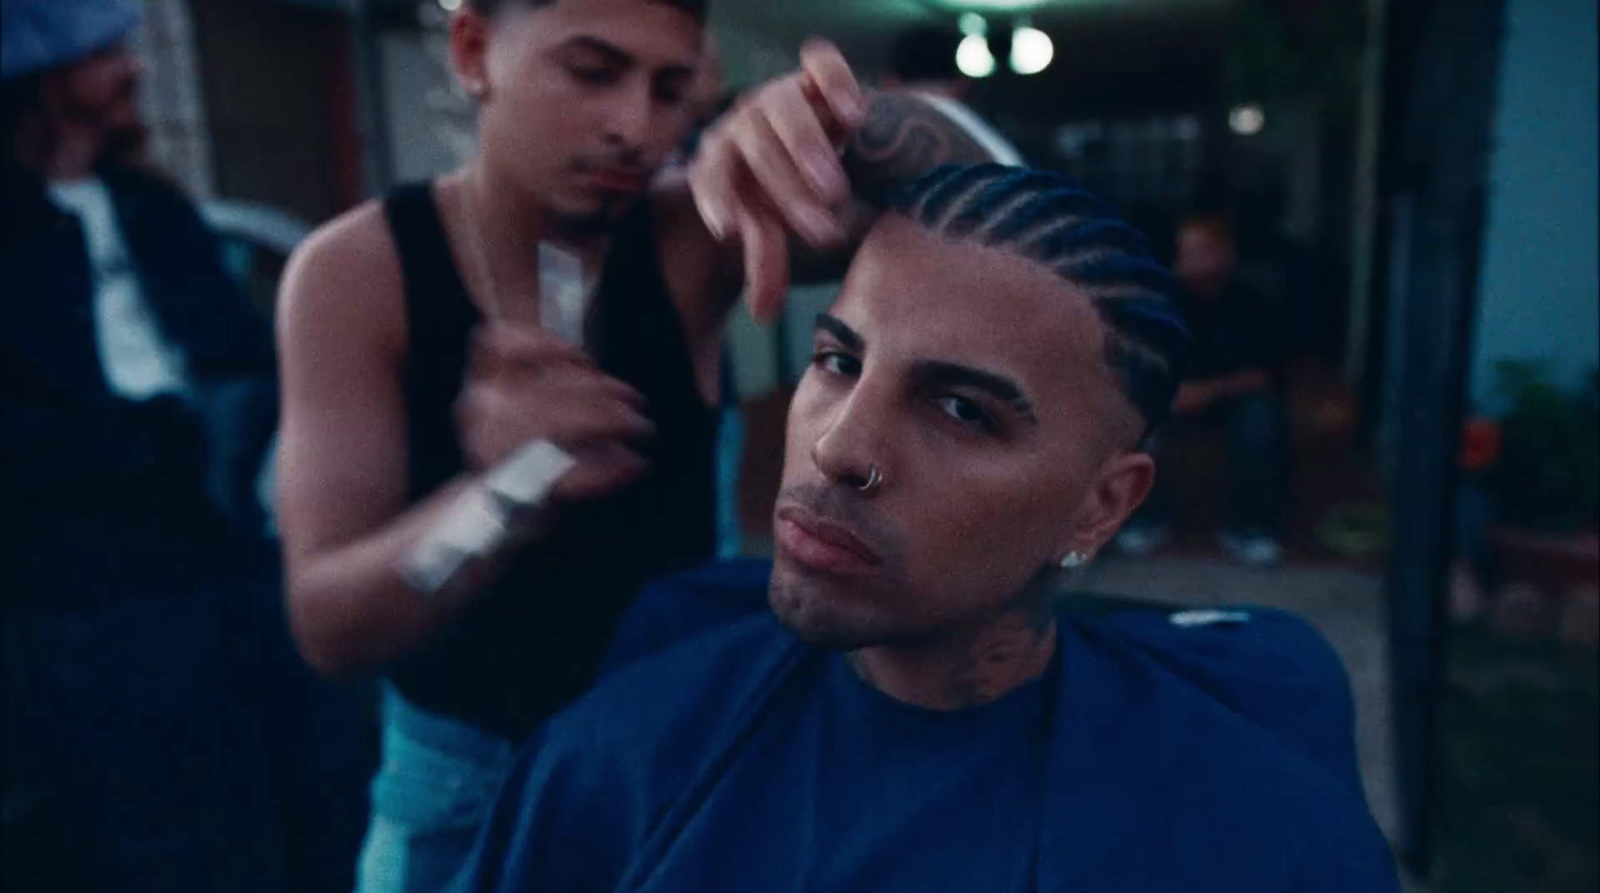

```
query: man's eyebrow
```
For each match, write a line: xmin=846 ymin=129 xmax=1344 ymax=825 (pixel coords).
xmin=558 ymin=36 xmax=634 ymax=67
xmin=559 ymin=35 xmax=694 ymax=79
xmin=815 ymin=314 xmax=1037 ymax=423
xmin=814 ymin=313 xmax=864 ymax=353
xmin=912 ymin=360 xmax=1039 ymax=424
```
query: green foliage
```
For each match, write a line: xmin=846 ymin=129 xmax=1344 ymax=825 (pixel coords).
xmin=1488 ymin=361 xmax=1600 ymax=533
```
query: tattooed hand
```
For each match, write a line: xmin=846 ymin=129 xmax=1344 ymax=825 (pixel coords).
xmin=689 ymin=40 xmax=865 ymax=321
xmin=689 ymin=39 xmax=993 ymax=321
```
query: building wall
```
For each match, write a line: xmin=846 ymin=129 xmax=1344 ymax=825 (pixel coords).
xmin=190 ymin=0 xmax=363 ymax=223
xmin=379 ymin=27 xmax=469 ymax=184
xmin=1470 ymin=0 xmax=1599 ymax=403
xmin=132 ymin=0 xmax=213 ymax=197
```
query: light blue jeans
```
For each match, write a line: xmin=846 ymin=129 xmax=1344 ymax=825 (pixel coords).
xmin=355 ymin=686 xmax=516 ymax=893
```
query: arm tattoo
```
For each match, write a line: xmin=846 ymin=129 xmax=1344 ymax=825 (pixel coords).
xmin=842 ymin=92 xmax=996 ymax=207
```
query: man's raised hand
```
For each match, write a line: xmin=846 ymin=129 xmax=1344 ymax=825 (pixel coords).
xmin=688 ymin=40 xmax=867 ymax=322
xmin=456 ymin=324 xmax=653 ymax=504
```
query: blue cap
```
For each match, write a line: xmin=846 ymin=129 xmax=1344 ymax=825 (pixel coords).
xmin=2 ymin=0 xmax=143 ymax=81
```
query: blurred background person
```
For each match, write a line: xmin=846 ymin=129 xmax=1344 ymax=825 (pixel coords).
xmin=883 ymin=23 xmax=1023 ymax=166
xmin=1117 ymin=214 xmax=1289 ymax=566
xmin=0 ymin=0 xmax=369 ymax=890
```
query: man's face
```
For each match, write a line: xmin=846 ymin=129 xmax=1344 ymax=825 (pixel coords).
xmin=770 ymin=216 xmax=1151 ymax=649
xmin=1174 ymin=225 xmax=1236 ymax=298
xmin=467 ymin=0 xmax=700 ymax=230
xmin=45 ymin=42 xmax=146 ymax=158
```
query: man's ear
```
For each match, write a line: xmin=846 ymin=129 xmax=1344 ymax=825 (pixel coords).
xmin=449 ymin=7 xmax=492 ymax=99
xmin=1063 ymin=451 xmax=1155 ymax=557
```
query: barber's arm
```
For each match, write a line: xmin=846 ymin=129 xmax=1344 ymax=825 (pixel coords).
xmin=275 ymin=221 xmax=653 ymax=679
xmin=661 ymin=39 xmax=996 ymax=345
xmin=1172 ymin=368 xmax=1272 ymax=415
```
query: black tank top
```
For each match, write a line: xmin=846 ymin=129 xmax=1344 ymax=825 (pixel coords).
xmin=383 ymin=183 xmax=717 ymax=740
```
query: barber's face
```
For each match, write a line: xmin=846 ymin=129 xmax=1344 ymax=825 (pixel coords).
xmin=770 ymin=216 xmax=1153 ymax=649
xmin=1175 ymin=227 xmax=1235 ymax=297
xmin=454 ymin=0 xmax=700 ymax=230
xmin=46 ymin=42 xmax=145 ymax=156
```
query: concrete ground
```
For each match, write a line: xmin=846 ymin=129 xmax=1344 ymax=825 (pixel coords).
xmin=1077 ymin=554 xmax=1402 ymax=845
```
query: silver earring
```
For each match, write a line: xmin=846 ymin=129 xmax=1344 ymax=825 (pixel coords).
xmin=1059 ymin=551 xmax=1087 ymax=570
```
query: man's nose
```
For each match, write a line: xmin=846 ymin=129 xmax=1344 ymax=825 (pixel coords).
xmin=810 ymin=386 xmax=892 ymax=495
xmin=601 ymin=81 xmax=653 ymax=150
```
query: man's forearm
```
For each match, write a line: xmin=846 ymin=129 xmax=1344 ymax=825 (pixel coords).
xmin=842 ymin=91 xmax=997 ymax=207
xmin=1206 ymin=368 xmax=1272 ymax=398
xmin=286 ymin=473 xmax=553 ymax=680
xmin=783 ymin=92 xmax=997 ymax=287
xmin=286 ymin=477 xmax=477 ymax=679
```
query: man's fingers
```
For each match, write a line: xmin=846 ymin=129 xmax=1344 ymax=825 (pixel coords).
xmin=535 ymin=366 xmax=647 ymax=408
xmin=738 ymin=206 xmax=790 ymax=323
xmin=799 ymin=39 xmax=865 ymax=129
xmin=688 ymin=134 xmax=740 ymax=242
xmin=472 ymin=323 xmax=590 ymax=377
xmin=551 ymin=445 xmax=649 ymax=503
xmin=766 ymin=79 xmax=849 ymax=205
xmin=732 ymin=111 xmax=843 ymax=247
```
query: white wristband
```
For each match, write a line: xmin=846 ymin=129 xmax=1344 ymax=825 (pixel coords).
xmin=400 ymin=441 xmax=576 ymax=597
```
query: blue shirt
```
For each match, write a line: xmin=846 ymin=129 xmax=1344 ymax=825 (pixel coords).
xmin=805 ymin=654 xmax=1051 ymax=892
xmin=453 ymin=563 xmax=1399 ymax=893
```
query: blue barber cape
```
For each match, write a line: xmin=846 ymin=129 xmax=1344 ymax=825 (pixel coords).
xmin=454 ymin=561 xmax=1398 ymax=893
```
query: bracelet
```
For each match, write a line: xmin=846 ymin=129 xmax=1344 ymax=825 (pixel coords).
xmin=400 ymin=441 xmax=576 ymax=598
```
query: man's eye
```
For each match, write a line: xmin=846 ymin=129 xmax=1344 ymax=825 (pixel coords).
xmin=937 ymin=396 xmax=996 ymax=432
xmin=812 ymin=351 xmax=860 ymax=377
xmin=655 ymin=83 xmax=689 ymax=106
xmin=569 ymin=66 xmax=618 ymax=86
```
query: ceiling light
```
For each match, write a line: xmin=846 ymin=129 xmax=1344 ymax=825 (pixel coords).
xmin=1229 ymin=103 xmax=1266 ymax=135
xmin=956 ymin=34 xmax=996 ymax=79
xmin=937 ymin=0 xmax=1044 ymax=10
xmin=1010 ymin=25 xmax=1053 ymax=76
xmin=438 ymin=0 xmax=462 ymax=11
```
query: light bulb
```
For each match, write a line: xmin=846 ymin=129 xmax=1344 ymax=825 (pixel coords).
xmin=1010 ymin=26 xmax=1053 ymax=76
xmin=1229 ymin=103 xmax=1266 ymax=135
xmin=956 ymin=34 xmax=996 ymax=79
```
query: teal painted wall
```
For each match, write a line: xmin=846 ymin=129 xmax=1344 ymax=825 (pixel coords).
xmin=1471 ymin=0 xmax=1599 ymax=404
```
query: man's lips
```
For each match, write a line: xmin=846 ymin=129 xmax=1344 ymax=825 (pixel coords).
xmin=586 ymin=169 xmax=648 ymax=193
xmin=774 ymin=504 xmax=883 ymax=573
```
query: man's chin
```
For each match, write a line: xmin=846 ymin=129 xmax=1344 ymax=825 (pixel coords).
xmin=100 ymin=120 xmax=148 ymax=166
xmin=551 ymin=192 xmax=636 ymax=236
xmin=767 ymin=576 xmax=920 ymax=651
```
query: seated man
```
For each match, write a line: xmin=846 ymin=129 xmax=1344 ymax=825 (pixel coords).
xmin=1118 ymin=215 xmax=1292 ymax=566
xmin=452 ymin=164 xmax=1398 ymax=892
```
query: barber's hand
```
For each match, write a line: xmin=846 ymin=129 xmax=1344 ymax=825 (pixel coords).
xmin=456 ymin=324 xmax=653 ymax=503
xmin=689 ymin=39 xmax=868 ymax=322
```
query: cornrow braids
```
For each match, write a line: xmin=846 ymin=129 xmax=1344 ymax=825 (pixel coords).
xmin=890 ymin=163 xmax=1191 ymax=445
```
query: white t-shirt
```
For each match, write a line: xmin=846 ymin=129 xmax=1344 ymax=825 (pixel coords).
xmin=47 ymin=178 xmax=279 ymax=531
xmin=46 ymin=177 xmax=191 ymax=400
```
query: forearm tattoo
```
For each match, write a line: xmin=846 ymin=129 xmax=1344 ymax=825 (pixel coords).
xmin=843 ymin=92 xmax=996 ymax=206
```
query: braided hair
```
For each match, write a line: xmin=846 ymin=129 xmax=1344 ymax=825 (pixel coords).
xmin=889 ymin=163 xmax=1191 ymax=445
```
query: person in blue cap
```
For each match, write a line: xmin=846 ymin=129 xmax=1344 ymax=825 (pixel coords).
xmin=449 ymin=163 xmax=1400 ymax=893
xmin=1 ymin=2 xmax=368 ymax=890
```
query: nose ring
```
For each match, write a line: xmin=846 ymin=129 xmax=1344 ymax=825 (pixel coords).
xmin=856 ymin=463 xmax=883 ymax=493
